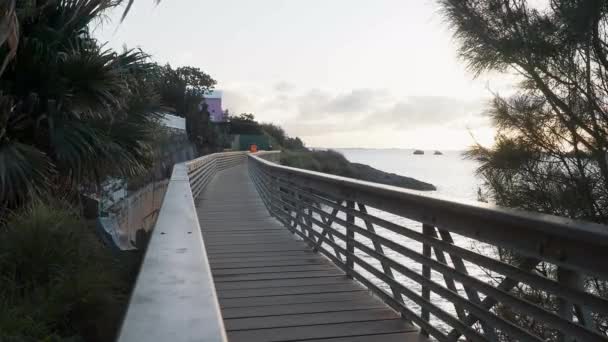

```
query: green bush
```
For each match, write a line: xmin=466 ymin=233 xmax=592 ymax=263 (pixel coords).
xmin=280 ymin=150 xmax=354 ymax=177
xmin=0 ymin=201 xmax=139 ymax=341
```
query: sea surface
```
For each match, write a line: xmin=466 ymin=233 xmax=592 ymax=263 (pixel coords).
xmin=325 ymin=148 xmax=492 ymax=334
xmin=335 ymin=148 xmax=482 ymax=201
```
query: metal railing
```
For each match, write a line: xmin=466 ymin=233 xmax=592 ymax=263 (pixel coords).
xmin=118 ymin=151 xmax=246 ymax=342
xmin=248 ymin=152 xmax=608 ymax=342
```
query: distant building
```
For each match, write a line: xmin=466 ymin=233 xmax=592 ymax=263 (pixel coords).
xmin=202 ymin=90 xmax=226 ymax=122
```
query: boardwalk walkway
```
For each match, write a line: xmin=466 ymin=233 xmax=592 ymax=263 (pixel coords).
xmin=196 ymin=164 xmax=425 ymax=342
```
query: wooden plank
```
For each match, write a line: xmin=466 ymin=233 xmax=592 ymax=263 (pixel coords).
xmin=204 ymin=238 xmax=296 ymax=246
xmin=209 ymin=257 xmax=323 ymax=265
xmin=201 ymin=228 xmax=284 ymax=233
xmin=227 ymin=320 xmax=417 ymax=342
xmin=211 ymin=259 xmax=329 ymax=269
xmin=204 ymin=234 xmax=291 ymax=239
xmin=220 ymin=291 xmax=375 ymax=308
xmin=205 ymin=232 xmax=291 ymax=236
xmin=213 ymin=270 xmax=345 ymax=282
xmin=203 ymin=229 xmax=284 ymax=234
xmin=206 ymin=244 xmax=309 ymax=253
xmin=224 ymin=308 xmax=400 ymax=330
xmin=220 ymin=299 xmax=386 ymax=319
xmin=217 ymin=284 xmax=366 ymax=299
xmin=208 ymin=249 xmax=314 ymax=256
xmin=200 ymin=221 xmax=278 ymax=226
xmin=212 ymin=264 xmax=334 ymax=275
xmin=305 ymin=333 xmax=430 ymax=342
xmin=214 ymin=276 xmax=351 ymax=290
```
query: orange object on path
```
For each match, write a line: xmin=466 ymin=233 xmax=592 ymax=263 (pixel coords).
xmin=249 ymin=144 xmax=258 ymax=153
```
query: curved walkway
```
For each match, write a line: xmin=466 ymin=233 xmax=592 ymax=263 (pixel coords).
xmin=196 ymin=163 xmax=425 ymax=342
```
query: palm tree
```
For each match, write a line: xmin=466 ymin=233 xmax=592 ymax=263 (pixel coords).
xmin=0 ymin=0 xmax=160 ymax=76
xmin=0 ymin=0 xmax=162 ymax=205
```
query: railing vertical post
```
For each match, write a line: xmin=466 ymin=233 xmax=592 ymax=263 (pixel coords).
xmin=421 ymin=223 xmax=433 ymax=337
xmin=268 ymin=169 xmax=278 ymax=218
xmin=557 ymin=267 xmax=593 ymax=342
xmin=346 ymin=200 xmax=355 ymax=278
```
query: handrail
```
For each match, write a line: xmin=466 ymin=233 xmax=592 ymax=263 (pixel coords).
xmin=118 ymin=151 xmax=246 ymax=342
xmin=248 ymin=152 xmax=608 ymax=342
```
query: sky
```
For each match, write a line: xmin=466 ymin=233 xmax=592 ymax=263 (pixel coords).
xmin=95 ymin=0 xmax=518 ymax=150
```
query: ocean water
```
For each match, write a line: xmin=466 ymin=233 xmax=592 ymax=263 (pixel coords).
xmin=319 ymin=148 xmax=493 ymax=334
xmin=335 ymin=148 xmax=482 ymax=201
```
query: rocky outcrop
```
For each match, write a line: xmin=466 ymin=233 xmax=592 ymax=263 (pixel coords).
xmin=280 ymin=150 xmax=436 ymax=191
xmin=349 ymin=163 xmax=436 ymax=191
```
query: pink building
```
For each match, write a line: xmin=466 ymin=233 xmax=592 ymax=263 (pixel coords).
xmin=202 ymin=90 xmax=226 ymax=122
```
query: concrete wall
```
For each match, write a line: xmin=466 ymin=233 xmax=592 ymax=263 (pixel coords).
xmin=99 ymin=180 xmax=168 ymax=250
xmin=97 ymin=133 xmax=196 ymax=250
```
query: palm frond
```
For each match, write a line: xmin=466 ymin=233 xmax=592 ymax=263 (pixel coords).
xmin=0 ymin=141 xmax=54 ymax=205
xmin=121 ymin=0 xmax=161 ymax=22
xmin=0 ymin=0 xmax=18 ymax=76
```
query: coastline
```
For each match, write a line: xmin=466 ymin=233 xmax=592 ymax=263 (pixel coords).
xmin=280 ymin=150 xmax=436 ymax=191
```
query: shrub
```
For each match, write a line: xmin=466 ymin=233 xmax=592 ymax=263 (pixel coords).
xmin=0 ymin=201 xmax=139 ymax=341
xmin=280 ymin=150 xmax=354 ymax=177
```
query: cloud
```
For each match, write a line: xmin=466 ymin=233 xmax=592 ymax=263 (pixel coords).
xmin=373 ymin=96 xmax=486 ymax=129
xmin=221 ymin=89 xmax=253 ymax=115
xmin=221 ymin=85 xmax=490 ymax=146
xmin=274 ymin=81 xmax=296 ymax=93
xmin=296 ymin=89 xmax=389 ymax=120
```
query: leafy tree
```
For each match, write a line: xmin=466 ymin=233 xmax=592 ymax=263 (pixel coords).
xmin=153 ymin=64 xmax=220 ymax=154
xmin=441 ymin=0 xmax=608 ymax=338
xmin=185 ymin=102 xmax=227 ymax=154
xmin=261 ymin=122 xmax=287 ymax=147
xmin=228 ymin=115 xmax=307 ymax=150
xmin=156 ymin=64 xmax=216 ymax=116
xmin=229 ymin=113 xmax=263 ymax=135
xmin=0 ymin=0 xmax=161 ymax=77
xmin=283 ymin=136 xmax=307 ymax=151
xmin=0 ymin=1 xmax=162 ymax=206
xmin=442 ymin=0 xmax=608 ymax=222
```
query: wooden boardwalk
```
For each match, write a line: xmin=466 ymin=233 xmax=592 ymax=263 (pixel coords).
xmin=196 ymin=164 xmax=426 ymax=342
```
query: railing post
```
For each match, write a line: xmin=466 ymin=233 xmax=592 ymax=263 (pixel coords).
xmin=557 ymin=267 xmax=593 ymax=342
xmin=346 ymin=200 xmax=355 ymax=278
xmin=265 ymin=168 xmax=275 ymax=218
xmin=421 ymin=223 xmax=433 ymax=337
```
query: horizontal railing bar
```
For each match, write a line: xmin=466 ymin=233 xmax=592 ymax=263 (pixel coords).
xmin=191 ymin=169 xmax=215 ymax=197
xmin=249 ymin=154 xmax=608 ymax=341
xmin=258 ymin=165 xmax=601 ymax=341
xmin=250 ymin=176 xmax=487 ymax=339
xmin=266 ymin=198 xmax=491 ymax=342
xmin=250 ymin=155 xmax=608 ymax=278
xmin=267 ymin=189 xmax=545 ymax=342
xmin=120 ymin=151 xmax=249 ymax=342
xmin=268 ymin=175 xmax=608 ymax=315
xmin=119 ymin=161 xmax=227 ymax=342
xmin=264 ymin=198 xmax=452 ymax=342
xmin=294 ymin=198 xmax=604 ymax=341
xmin=188 ymin=160 xmax=216 ymax=183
